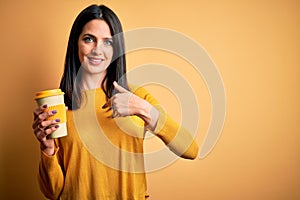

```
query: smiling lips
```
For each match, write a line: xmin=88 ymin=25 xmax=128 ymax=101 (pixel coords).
xmin=88 ymin=57 xmax=104 ymax=66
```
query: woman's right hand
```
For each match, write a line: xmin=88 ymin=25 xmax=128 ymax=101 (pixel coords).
xmin=32 ymin=104 xmax=60 ymax=156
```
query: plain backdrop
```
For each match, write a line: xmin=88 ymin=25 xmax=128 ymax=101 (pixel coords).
xmin=0 ymin=0 xmax=299 ymax=199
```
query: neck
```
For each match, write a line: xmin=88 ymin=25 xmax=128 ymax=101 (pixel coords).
xmin=80 ymin=71 xmax=106 ymax=90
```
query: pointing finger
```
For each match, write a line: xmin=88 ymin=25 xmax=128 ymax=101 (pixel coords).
xmin=113 ymin=81 xmax=129 ymax=93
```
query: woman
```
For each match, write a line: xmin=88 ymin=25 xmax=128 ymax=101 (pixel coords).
xmin=32 ymin=4 xmax=198 ymax=200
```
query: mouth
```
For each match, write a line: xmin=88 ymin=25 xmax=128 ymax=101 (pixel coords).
xmin=88 ymin=57 xmax=104 ymax=66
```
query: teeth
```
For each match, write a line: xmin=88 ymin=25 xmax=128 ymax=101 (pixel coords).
xmin=89 ymin=57 xmax=104 ymax=64
xmin=89 ymin=57 xmax=103 ymax=60
xmin=89 ymin=58 xmax=104 ymax=62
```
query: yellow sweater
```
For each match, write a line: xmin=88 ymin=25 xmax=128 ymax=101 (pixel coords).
xmin=38 ymin=86 xmax=199 ymax=200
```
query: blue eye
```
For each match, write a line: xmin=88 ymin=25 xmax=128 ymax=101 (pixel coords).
xmin=83 ymin=37 xmax=94 ymax=43
xmin=103 ymin=39 xmax=113 ymax=46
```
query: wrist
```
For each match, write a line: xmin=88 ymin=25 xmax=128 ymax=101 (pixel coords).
xmin=40 ymin=144 xmax=55 ymax=156
xmin=136 ymin=99 xmax=151 ymax=121
xmin=136 ymin=100 xmax=159 ymax=131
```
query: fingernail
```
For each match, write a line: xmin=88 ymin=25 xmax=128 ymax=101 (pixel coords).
xmin=43 ymin=104 xmax=48 ymax=108
xmin=55 ymin=125 xmax=59 ymax=128
xmin=52 ymin=110 xmax=57 ymax=114
xmin=55 ymin=118 xmax=60 ymax=122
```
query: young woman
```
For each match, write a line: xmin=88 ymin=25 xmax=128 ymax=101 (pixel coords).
xmin=32 ymin=4 xmax=198 ymax=200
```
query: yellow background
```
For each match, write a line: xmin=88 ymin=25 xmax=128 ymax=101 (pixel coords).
xmin=0 ymin=0 xmax=299 ymax=199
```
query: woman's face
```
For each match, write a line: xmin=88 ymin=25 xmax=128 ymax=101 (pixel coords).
xmin=78 ymin=19 xmax=113 ymax=76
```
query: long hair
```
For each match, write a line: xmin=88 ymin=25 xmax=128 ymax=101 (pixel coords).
xmin=59 ymin=4 xmax=129 ymax=110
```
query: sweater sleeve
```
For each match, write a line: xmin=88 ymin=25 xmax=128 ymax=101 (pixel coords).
xmin=134 ymin=86 xmax=199 ymax=159
xmin=38 ymin=144 xmax=64 ymax=200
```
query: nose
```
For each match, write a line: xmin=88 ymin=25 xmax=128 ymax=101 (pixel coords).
xmin=91 ymin=42 xmax=105 ymax=55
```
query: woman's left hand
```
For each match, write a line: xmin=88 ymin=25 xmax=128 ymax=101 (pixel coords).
xmin=103 ymin=81 xmax=159 ymax=130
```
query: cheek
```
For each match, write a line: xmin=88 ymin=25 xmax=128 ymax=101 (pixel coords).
xmin=78 ymin=44 xmax=91 ymax=63
xmin=105 ymin=48 xmax=114 ymax=61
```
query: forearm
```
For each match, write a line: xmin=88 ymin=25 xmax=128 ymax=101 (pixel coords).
xmin=153 ymin=107 xmax=199 ymax=159
xmin=132 ymin=86 xmax=199 ymax=159
xmin=38 ymin=148 xmax=64 ymax=199
xmin=136 ymin=100 xmax=160 ymax=131
xmin=136 ymin=98 xmax=199 ymax=159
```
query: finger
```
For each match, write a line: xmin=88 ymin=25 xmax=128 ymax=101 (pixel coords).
xmin=34 ymin=124 xmax=47 ymax=141
xmin=33 ymin=104 xmax=48 ymax=118
xmin=36 ymin=130 xmax=46 ymax=142
xmin=102 ymin=98 xmax=112 ymax=109
xmin=40 ymin=118 xmax=61 ymax=129
xmin=44 ymin=124 xmax=59 ymax=137
xmin=34 ymin=119 xmax=54 ymax=136
xmin=32 ymin=110 xmax=57 ymax=129
xmin=113 ymin=81 xmax=129 ymax=93
xmin=112 ymin=110 xmax=121 ymax=118
xmin=40 ymin=110 xmax=57 ymax=120
xmin=36 ymin=124 xmax=59 ymax=141
xmin=112 ymin=111 xmax=118 ymax=118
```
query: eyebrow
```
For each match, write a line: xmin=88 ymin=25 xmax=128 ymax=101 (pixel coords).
xmin=82 ymin=33 xmax=112 ymax=40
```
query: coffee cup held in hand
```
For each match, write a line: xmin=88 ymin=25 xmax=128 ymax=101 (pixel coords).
xmin=35 ymin=89 xmax=68 ymax=138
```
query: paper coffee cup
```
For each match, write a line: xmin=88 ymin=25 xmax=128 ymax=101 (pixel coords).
xmin=35 ymin=89 xmax=68 ymax=138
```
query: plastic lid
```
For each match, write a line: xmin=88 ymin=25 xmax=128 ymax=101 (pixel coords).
xmin=35 ymin=89 xmax=64 ymax=100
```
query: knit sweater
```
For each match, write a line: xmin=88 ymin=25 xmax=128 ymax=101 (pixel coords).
xmin=38 ymin=86 xmax=199 ymax=200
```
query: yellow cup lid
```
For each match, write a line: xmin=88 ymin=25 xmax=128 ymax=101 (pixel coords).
xmin=35 ymin=89 xmax=64 ymax=100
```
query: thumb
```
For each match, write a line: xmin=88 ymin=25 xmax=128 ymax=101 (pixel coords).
xmin=113 ymin=81 xmax=129 ymax=93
